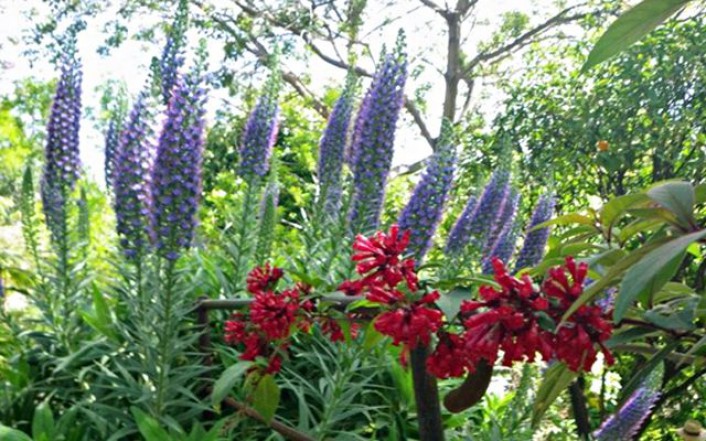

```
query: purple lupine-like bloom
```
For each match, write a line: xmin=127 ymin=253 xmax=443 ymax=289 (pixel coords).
xmin=113 ymin=92 xmax=154 ymax=259
xmin=445 ymin=195 xmax=477 ymax=256
xmin=445 ymin=169 xmax=510 ymax=256
xmin=151 ymin=73 xmax=207 ymax=260
xmin=398 ymin=121 xmax=456 ymax=262
xmin=238 ymin=75 xmax=280 ymax=183
xmin=348 ymin=47 xmax=407 ymax=233
xmin=157 ymin=0 xmax=188 ymax=104
xmin=481 ymin=220 xmax=518 ymax=274
xmin=513 ymin=193 xmax=555 ymax=272
xmin=317 ymin=74 xmax=356 ymax=212
xmin=104 ymin=114 xmax=123 ymax=190
xmin=483 ymin=187 xmax=519 ymax=255
xmin=41 ymin=53 xmax=82 ymax=245
xmin=594 ymin=386 xmax=661 ymax=441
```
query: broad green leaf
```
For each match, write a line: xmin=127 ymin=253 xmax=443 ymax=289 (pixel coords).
xmin=32 ymin=401 xmax=54 ymax=441
xmin=582 ymin=0 xmax=690 ymax=71
xmin=362 ymin=322 xmax=385 ymax=350
xmin=532 ymin=362 xmax=578 ymax=427
xmin=0 ymin=425 xmax=33 ymax=441
xmin=628 ymin=207 xmax=679 ymax=225
xmin=647 ymin=181 xmax=696 ymax=228
xmin=601 ymin=193 xmax=649 ymax=229
xmin=618 ymin=218 xmax=664 ymax=243
xmin=211 ymin=361 xmax=252 ymax=405
xmin=130 ymin=407 xmax=171 ymax=441
xmin=616 ymin=229 xmax=706 ymax=322
xmin=252 ymin=374 xmax=280 ymax=424
xmin=696 ymin=183 xmax=706 ymax=204
xmin=436 ymin=288 xmax=472 ymax=321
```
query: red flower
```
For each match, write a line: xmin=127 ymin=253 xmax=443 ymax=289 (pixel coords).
xmin=249 ymin=290 xmax=300 ymax=340
xmin=427 ymin=332 xmax=473 ymax=379
xmin=543 ymin=257 xmax=614 ymax=372
xmin=224 ymin=313 xmax=247 ymax=344
xmin=247 ymin=263 xmax=284 ymax=294
xmin=352 ymin=224 xmax=418 ymax=291
xmin=461 ymin=258 xmax=553 ymax=366
xmin=374 ymin=291 xmax=442 ymax=348
xmin=338 ymin=279 xmax=365 ymax=296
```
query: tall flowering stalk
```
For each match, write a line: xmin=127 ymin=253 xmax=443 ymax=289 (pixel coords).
xmin=41 ymin=51 xmax=82 ymax=247
xmin=483 ymin=187 xmax=520 ymax=255
xmin=151 ymin=72 xmax=207 ymax=260
xmin=317 ymin=73 xmax=356 ymax=212
xmin=594 ymin=365 xmax=663 ymax=441
xmin=103 ymin=112 xmax=123 ymax=190
xmin=348 ymin=36 xmax=407 ymax=233
xmin=113 ymin=91 xmax=154 ymax=259
xmin=398 ymin=120 xmax=456 ymax=262
xmin=514 ymin=193 xmax=555 ymax=272
xmin=445 ymin=169 xmax=509 ymax=256
xmin=481 ymin=221 xmax=518 ymax=274
xmin=154 ymin=0 xmax=188 ymax=104
xmin=255 ymin=158 xmax=280 ymax=263
xmin=238 ymin=73 xmax=280 ymax=184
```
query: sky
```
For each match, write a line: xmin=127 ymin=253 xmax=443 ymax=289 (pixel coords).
xmin=0 ymin=0 xmax=578 ymax=184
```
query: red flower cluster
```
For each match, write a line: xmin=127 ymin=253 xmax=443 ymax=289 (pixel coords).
xmin=543 ymin=257 xmax=614 ymax=371
xmin=339 ymin=225 xmax=443 ymax=358
xmin=425 ymin=257 xmax=614 ymax=378
xmin=224 ymin=265 xmax=310 ymax=374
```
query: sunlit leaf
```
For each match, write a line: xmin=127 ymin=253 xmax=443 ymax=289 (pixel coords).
xmin=647 ymin=181 xmax=695 ymax=228
xmin=532 ymin=362 xmax=577 ymax=427
xmin=252 ymin=374 xmax=280 ymax=423
xmin=212 ymin=361 xmax=252 ymax=405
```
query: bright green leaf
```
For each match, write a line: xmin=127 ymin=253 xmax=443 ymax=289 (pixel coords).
xmin=0 ymin=425 xmax=33 ymax=441
xmin=130 ymin=407 xmax=171 ymax=441
xmin=252 ymin=374 xmax=280 ymax=424
xmin=601 ymin=193 xmax=649 ymax=229
xmin=32 ymin=401 xmax=54 ymax=441
xmin=582 ymin=0 xmax=690 ymax=71
xmin=211 ymin=361 xmax=252 ymax=405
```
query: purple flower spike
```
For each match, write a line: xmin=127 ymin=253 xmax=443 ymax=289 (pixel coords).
xmin=483 ymin=187 xmax=520 ymax=256
xmin=113 ymin=91 xmax=154 ymax=259
xmin=41 ymin=52 xmax=82 ymax=245
xmin=594 ymin=387 xmax=660 ymax=441
xmin=348 ymin=43 xmax=407 ymax=233
xmin=317 ymin=74 xmax=356 ymax=212
xmin=398 ymin=120 xmax=456 ymax=262
xmin=157 ymin=0 xmax=188 ymax=104
xmin=481 ymin=221 xmax=518 ymax=274
xmin=104 ymin=112 xmax=123 ymax=190
xmin=151 ymin=73 xmax=207 ymax=260
xmin=514 ymin=193 xmax=555 ymax=272
xmin=238 ymin=75 xmax=280 ymax=184
xmin=445 ymin=169 xmax=510 ymax=256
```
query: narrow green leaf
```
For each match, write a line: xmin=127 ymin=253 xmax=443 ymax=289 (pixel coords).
xmin=605 ymin=327 xmax=658 ymax=348
xmin=616 ymin=229 xmax=706 ymax=322
xmin=0 ymin=425 xmax=33 ymax=441
xmin=362 ymin=322 xmax=384 ymax=350
xmin=531 ymin=213 xmax=595 ymax=231
xmin=647 ymin=181 xmax=695 ymax=228
xmin=582 ymin=0 xmax=690 ymax=71
xmin=532 ymin=363 xmax=578 ymax=427
xmin=211 ymin=361 xmax=252 ymax=405
xmin=436 ymin=288 xmax=472 ymax=321
xmin=618 ymin=343 xmax=675 ymax=406
xmin=252 ymin=374 xmax=280 ymax=424
xmin=130 ymin=407 xmax=171 ymax=441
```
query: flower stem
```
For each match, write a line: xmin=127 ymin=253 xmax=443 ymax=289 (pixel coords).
xmin=410 ymin=345 xmax=444 ymax=441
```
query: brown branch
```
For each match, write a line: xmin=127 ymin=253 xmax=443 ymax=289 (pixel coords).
xmin=220 ymin=394 xmax=316 ymax=441
xmin=462 ymin=4 xmax=589 ymax=77
xmin=418 ymin=0 xmax=447 ymax=17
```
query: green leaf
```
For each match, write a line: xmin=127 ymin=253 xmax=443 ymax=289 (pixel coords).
xmin=252 ymin=374 xmax=280 ymax=424
xmin=362 ymin=322 xmax=384 ymax=351
xmin=601 ymin=193 xmax=649 ymax=229
xmin=696 ymin=183 xmax=706 ymax=204
xmin=616 ymin=229 xmax=706 ymax=322
xmin=436 ymin=288 xmax=472 ymax=321
xmin=530 ymin=213 xmax=595 ymax=231
xmin=647 ymin=181 xmax=696 ymax=228
xmin=130 ymin=407 xmax=171 ymax=441
xmin=0 ymin=425 xmax=33 ymax=441
xmin=532 ymin=363 xmax=578 ymax=427
xmin=605 ymin=326 xmax=658 ymax=348
xmin=211 ymin=361 xmax=252 ymax=405
xmin=32 ymin=401 xmax=54 ymax=441
xmin=582 ymin=0 xmax=690 ymax=71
